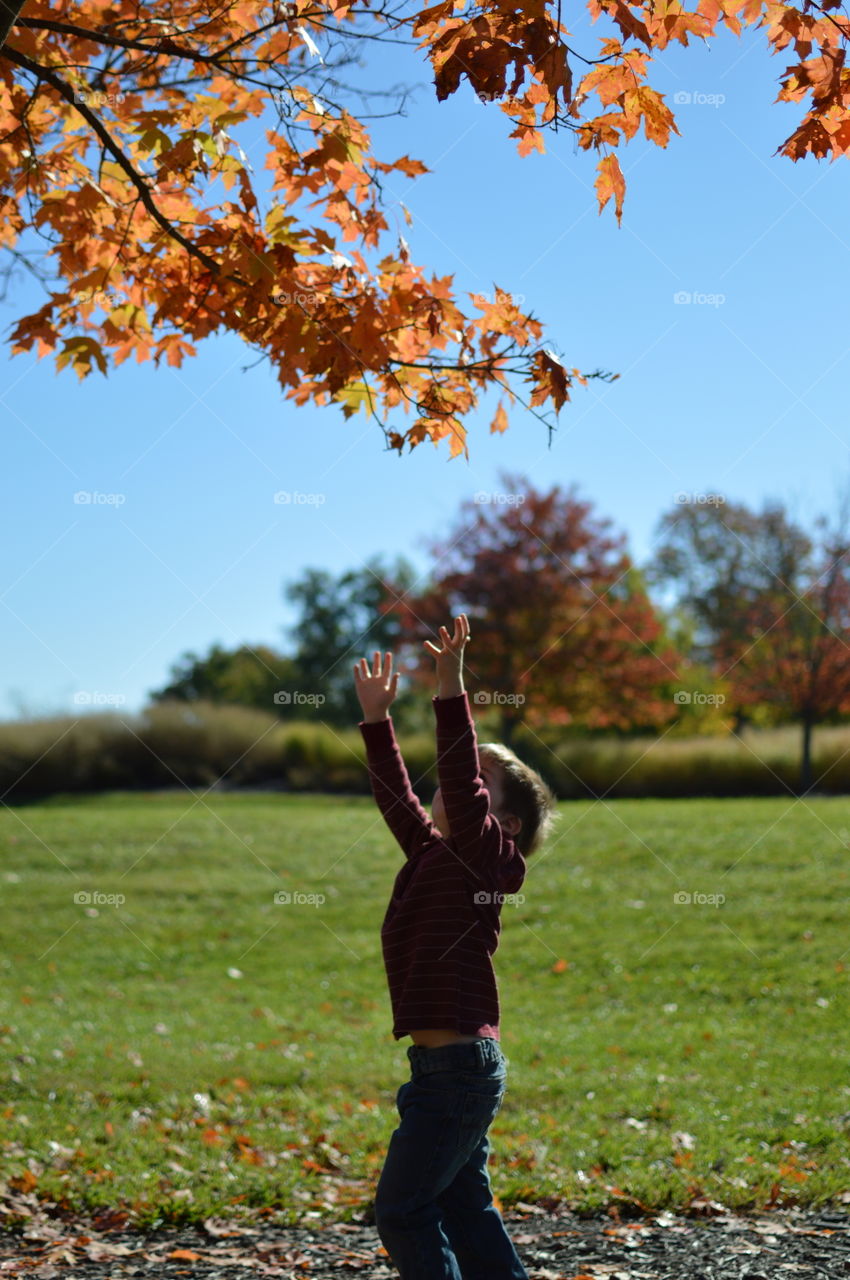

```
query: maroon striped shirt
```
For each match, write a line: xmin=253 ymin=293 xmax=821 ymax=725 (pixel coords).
xmin=359 ymin=692 xmax=526 ymax=1042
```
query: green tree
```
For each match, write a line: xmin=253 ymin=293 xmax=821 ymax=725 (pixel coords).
xmin=645 ymin=497 xmax=814 ymax=732
xmin=284 ymin=555 xmax=419 ymax=724
xmin=149 ymin=643 xmax=300 ymax=714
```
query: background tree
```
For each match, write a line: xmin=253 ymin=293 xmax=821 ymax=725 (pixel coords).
xmin=715 ymin=522 xmax=850 ymax=792
xmin=2 ymin=0 xmax=847 ymax=455
xmin=284 ymin=554 xmax=419 ymax=724
xmin=646 ymin=497 xmax=815 ymax=730
xmin=393 ymin=472 xmax=682 ymax=744
xmin=149 ymin=642 xmax=300 ymax=712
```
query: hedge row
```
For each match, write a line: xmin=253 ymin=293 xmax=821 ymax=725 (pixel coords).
xmin=0 ymin=700 xmax=843 ymax=803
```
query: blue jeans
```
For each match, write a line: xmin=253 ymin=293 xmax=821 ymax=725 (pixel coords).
xmin=374 ymin=1038 xmax=529 ymax=1280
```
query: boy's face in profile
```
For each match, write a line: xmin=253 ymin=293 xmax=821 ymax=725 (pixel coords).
xmin=432 ymin=757 xmax=505 ymax=838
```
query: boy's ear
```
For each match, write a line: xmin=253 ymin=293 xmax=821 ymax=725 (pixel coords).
xmin=500 ymin=812 xmax=521 ymax=839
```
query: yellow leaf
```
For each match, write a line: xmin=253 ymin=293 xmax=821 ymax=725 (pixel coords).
xmin=333 ymin=380 xmax=373 ymax=419
xmin=56 ymin=336 xmax=108 ymax=380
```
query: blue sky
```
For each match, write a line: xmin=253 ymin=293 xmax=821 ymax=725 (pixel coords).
xmin=1 ymin=11 xmax=848 ymax=719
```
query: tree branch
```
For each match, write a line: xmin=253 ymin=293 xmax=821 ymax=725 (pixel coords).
xmin=0 ymin=0 xmax=27 ymax=53
xmin=16 ymin=15 xmax=273 ymax=72
xmin=1 ymin=42 xmax=237 ymax=284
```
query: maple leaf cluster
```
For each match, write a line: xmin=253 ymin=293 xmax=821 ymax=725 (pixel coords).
xmin=0 ymin=0 xmax=846 ymax=454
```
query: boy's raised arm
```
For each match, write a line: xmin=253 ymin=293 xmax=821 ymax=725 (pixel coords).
xmin=424 ymin=616 xmax=499 ymax=861
xmin=355 ymin=650 xmax=436 ymax=859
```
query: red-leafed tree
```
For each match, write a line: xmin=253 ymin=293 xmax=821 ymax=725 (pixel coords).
xmin=716 ymin=530 xmax=850 ymax=792
xmin=1 ymin=0 xmax=848 ymax=456
xmin=390 ymin=472 xmax=682 ymax=743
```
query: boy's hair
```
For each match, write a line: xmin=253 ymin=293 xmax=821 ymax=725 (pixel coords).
xmin=478 ymin=743 xmax=559 ymax=858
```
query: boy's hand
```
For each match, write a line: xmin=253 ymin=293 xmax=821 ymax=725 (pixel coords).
xmin=353 ymin=650 xmax=399 ymax=723
xmin=423 ymin=614 xmax=470 ymax=698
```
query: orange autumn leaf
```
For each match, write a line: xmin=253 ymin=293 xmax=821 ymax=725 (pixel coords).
xmin=491 ymin=401 xmax=509 ymax=434
xmin=595 ymin=154 xmax=626 ymax=228
xmin=9 ymin=1170 xmax=38 ymax=1193
xmin=0 ymin=0 xmax=845 ymax=456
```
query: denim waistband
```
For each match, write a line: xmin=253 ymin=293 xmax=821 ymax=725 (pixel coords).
xmin=406 ymin=1037 xmax=505 ymax=1075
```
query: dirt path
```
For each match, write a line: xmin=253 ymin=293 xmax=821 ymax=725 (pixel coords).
xmin=1 ymin=1199 xmax=848 ymax=1279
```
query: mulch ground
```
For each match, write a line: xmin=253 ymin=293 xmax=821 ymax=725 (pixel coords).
xmin=1 ymin=1198 xmax=848 ymax=1280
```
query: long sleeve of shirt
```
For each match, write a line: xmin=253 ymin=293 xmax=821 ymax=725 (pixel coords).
xmin=432 ymin=691 xmax=525 ymax=893
xmin=358 ymin=716 xmax=437 ymax=860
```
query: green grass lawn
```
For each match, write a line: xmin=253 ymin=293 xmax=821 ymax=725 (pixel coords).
xmin=2 ymin=790 xmax=849 ymax=1227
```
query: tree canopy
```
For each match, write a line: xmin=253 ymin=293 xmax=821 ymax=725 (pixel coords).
xmin=393 ymin=471 xmax=681 ymax=741
xmin=2 ymin=0 xmax=847 ymax=456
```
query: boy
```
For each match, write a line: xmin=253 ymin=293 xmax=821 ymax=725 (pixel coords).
xmin=353 ymin=613 xmax=557 ymax=1280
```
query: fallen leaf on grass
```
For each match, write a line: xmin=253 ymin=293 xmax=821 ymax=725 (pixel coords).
xmin=89 ymin=1206 xmax=130 ymax=1231
xmin=7 ymin=1172 xmax=37 ymax=1194
xmin=41 ymin=1249 xmax=76 ymax=1266
xmin=82 ymin=1240 xmax=138 ymax=1260
xmin=202 ymin=1216 xmax=253 ymax=1237
xmin=255 ymin=1247 xmax=313 ymax=1267
xmin=684 ymin=1192 xmax=727 ymax=1216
